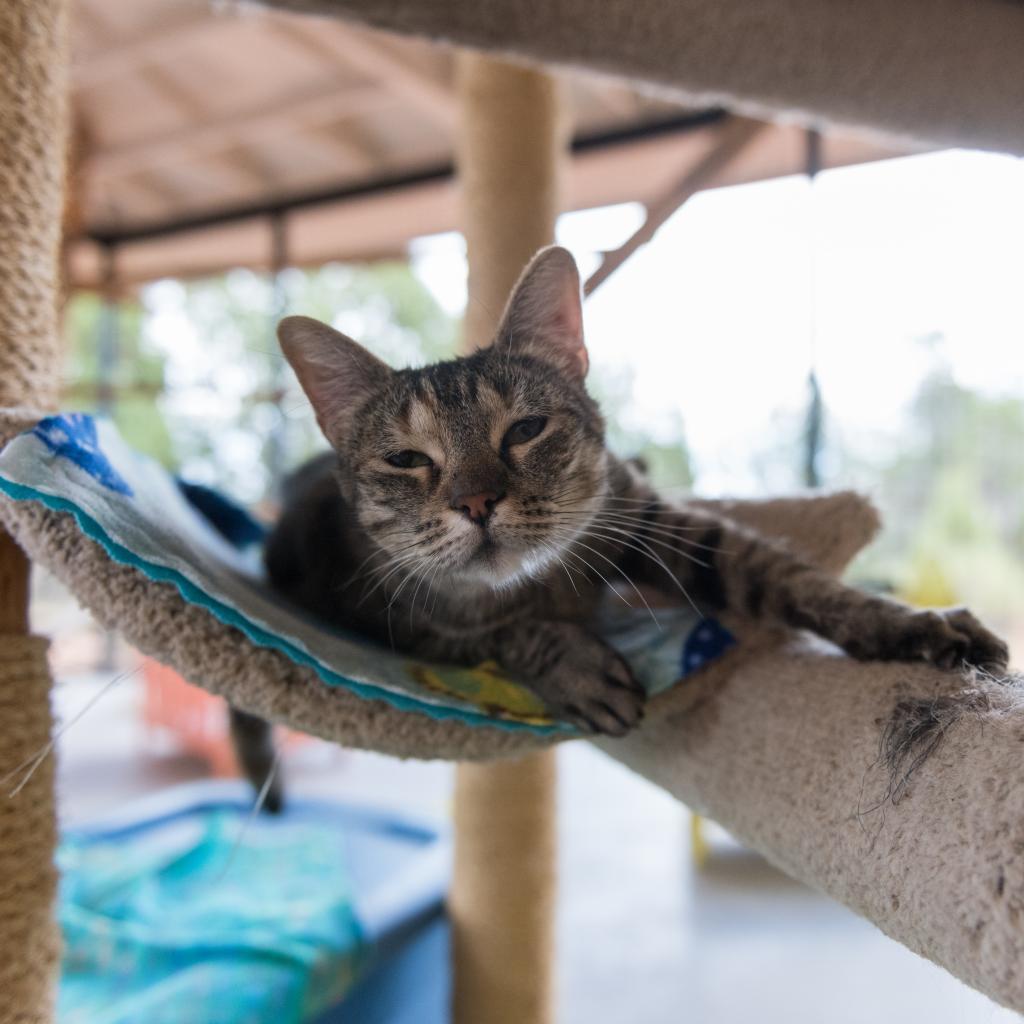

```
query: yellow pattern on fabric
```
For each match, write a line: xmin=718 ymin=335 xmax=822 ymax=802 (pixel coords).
xmin=407 ymin=660 xmax=554 ymax=725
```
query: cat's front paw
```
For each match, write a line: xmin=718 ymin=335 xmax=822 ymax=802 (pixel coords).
xmin=531 ymin=641 xmax=646 ymax=737
xmin=875 ymin=607 xmax=1009 ymax=675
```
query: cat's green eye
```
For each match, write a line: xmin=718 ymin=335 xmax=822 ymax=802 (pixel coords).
xmin=385 ymin=450 xmax=433 ymax=469
xmin=503 ymin=416 xmax=547 ymax=447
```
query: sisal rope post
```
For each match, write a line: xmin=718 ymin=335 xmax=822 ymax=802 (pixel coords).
xmin=451 ymin=52 xmax=567 ymax=1024
xmin=456 ymin=54 xmax=566 ymax=348
xmin=0 ymin=1 xmax=69 ymax=1021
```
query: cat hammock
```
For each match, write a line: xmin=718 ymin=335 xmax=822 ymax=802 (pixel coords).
xmin=3 ymin=3 xmax=1024 ymax=1024
xmin=0 ymin=409 xmax=738 ymax=753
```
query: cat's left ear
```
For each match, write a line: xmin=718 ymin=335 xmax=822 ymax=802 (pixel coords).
xmin=494 ymin=246 xmax=588 ymax=380
xmin=278 ymin=315 xmax=392 ymax=443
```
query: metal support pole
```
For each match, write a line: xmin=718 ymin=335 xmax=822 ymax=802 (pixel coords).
xmin=266 ymin=211 xmax=290 ymax=498
xmin=803 ymin=128 xmax=824 ymax=489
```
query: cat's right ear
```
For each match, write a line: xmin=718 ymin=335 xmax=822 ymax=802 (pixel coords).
xmin=278 ymin=315 xmax=391 ymax=442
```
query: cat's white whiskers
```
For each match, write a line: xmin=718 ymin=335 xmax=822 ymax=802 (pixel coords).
xmin=348 ymin=546 xmax=394 ymax=589
xmin=550 ymin=506 xmax=722 ymax=554
xmin=387 ymin=562 xmax=423 ymax=611
xmin=595 ymin=521 xmax=721 ymax=552
xmin=426 ymin=552 xmax=451 ymax=617
xmin=384 ymin=562 xmax=424 ymax=646
xmin=598 ymin=488 xmax=694 ymax=503
xmin=556 ymin=544 xmax=642 ymax=618
xmin=216 ymin=748 xmax=283 ymax=881
xmin=557 ymin=513 xmax=717 ymax=566
xmin=588 ymin=509 xmax=718 ymax=539
xmin=543 ymin=544 xmax=581 ymax=596
xmin=595 ymin=522 xmax=717 ymax=566
xmin=358 ymin=551 xmax=424 ymax=605
xmin=547 ymin=528 xmax=661 ymax=629
xmin=586 ymin=522 xmax=710 ymax=574
xmin=554 ymin=499 xmax=712 ymax=534
xmin=4 ymin=666 xmax=140 ymax=798
xmin=406 ymin=558 xmax=433 ymax=628
xmin=539 ymin=507 xmax=703 ymax=616
xmin=358 ymin=551 xmax=417 ymax=595
xmin=423 ymin=550 xmax=451 ymax=618
xmin=570 ymin=525 xmax=703 ymax=617
xmin=569 ymin=538 xmax=662 ymax=630
xmin=409 ymin=549 xmax=447 ymax=630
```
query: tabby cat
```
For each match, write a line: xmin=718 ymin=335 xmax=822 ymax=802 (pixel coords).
xmin=233 ymin=246 xmax=1009 ymax=807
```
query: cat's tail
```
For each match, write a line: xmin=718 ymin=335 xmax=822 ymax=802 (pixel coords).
xmin=228 ymin=706 xmax=285 ymax=814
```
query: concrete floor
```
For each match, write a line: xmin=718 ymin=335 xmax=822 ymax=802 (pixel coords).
xmin=53 ymin=674 xmax=1019 ymax=1024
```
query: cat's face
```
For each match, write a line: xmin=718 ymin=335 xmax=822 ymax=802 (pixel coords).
xmin=279 ymin=247 xmax=608 ymax=589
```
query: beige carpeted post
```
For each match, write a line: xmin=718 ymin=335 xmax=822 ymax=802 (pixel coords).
xmin=456 ymin=54 xmax=565 ymax=349
xmin=450 ymin=52 xmax=566 ymax=1024
xmin=0 ymin=2 xmax=69 ymax=1022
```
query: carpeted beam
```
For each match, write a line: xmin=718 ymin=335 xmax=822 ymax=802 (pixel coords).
xmin=266 ymin=0 xmax=1024 ymax=157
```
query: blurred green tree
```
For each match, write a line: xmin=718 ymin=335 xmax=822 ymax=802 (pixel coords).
xmin=588 ymin=363 xmax=694 ymax=494
xmin=62 ymin=261 xmax=458 ymax=506
xmin=63 ymin=291 xmax=174 ymax=466
xmin=66 ymin=262 xmax=697 ymax=504
xmin=844 ymin=348 xmax=1024 ymax=637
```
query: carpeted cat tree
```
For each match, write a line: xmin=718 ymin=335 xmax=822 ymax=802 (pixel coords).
xmin=3 ymin=1 xmax=1024 ymax=1022
xmin=449 ymin=52 xmax=565 ymax=1024
xmin=0 ymin=3 xmax=66 ymax=1021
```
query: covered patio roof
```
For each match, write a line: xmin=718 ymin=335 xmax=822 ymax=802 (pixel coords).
xmin=68 ymin=0 xmax=916 ymax=289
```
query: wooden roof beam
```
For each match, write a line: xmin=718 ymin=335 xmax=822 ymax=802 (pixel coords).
xmin=73 ymin=2 xmax=218 ymax=90
xmin=72 ymin=1 xmax=265 ymax=193
xmin=269 ymin=15 xmax=458 ymax=130
xmin=142 ymin=66 xmax=274 ymax=193
xmin=290 ymin=126 xmax=377 ymax=174
xmin=86 ymin=82 xmax=391 ymax=181
xmin=584 ymin=116 xmax=768 ymax=296
xmin=87 ymin=173 xmax=182 ymax=227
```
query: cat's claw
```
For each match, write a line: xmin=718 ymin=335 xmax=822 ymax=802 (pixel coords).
xmin=870 ymin=606 xmax=1009 ymax=676
xmin=532 ymin=645 xmax=645 ymax=737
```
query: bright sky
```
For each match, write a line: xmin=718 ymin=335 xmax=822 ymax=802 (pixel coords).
xmin=412 ymin=149 xmax=1024 ymax=495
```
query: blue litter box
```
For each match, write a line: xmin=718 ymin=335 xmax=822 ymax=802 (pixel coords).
xmin=57 ymin=781 xmax=451 ymax=1024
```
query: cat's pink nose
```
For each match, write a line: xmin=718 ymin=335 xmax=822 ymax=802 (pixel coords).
xmin=453 ymin=490 xmax=503 ymax=526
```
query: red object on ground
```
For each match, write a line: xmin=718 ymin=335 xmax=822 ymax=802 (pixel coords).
xmin=142 ymin=657 xmax=307 ymax=776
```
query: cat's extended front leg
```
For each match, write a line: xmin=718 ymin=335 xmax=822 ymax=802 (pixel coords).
xmin=425 ymin=621 xmax=646 ymax=736
xmin=621 ymin=502 xmax=1010 ymax=674
xmin=497 ymin=620 xmax=646 ymax=735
